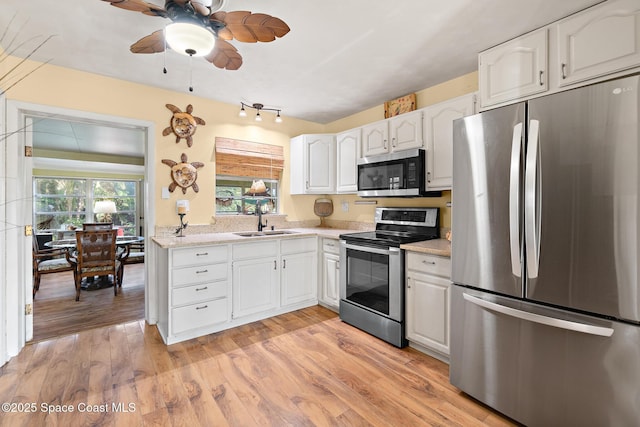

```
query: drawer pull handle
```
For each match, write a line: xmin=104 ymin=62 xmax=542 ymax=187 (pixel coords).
xmin=283 ymin=259 xmax=287 ymax=269
xmin=196 ymin=252 xmax=209 ymax=256
xmin=195 ymin=286 xmax=208 ymax=291
xmin=195 ymin=305 xmax=208 ymax=310
xmin=196 ymin=269 xmax=208 ymax=274
xmin=422 ymin=260 xmax=436 ymax=265
xmin=274 ymin=260 xmax=277 ymax=270
xmin=561 ymin=63 xmax=567 ymax=79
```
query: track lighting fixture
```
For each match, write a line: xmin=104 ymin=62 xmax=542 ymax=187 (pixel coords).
xmin=239 ymin=102 xmax=283 ymax=123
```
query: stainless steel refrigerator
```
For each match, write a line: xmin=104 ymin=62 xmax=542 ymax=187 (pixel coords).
xmin=450 ymin=74 xmax=640 ymax=426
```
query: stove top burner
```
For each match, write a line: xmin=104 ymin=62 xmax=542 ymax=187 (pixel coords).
xmin=340 ymin=230 xmax=437 ymax=247
xmin=340 ymin=207 xmax=440 ymax=247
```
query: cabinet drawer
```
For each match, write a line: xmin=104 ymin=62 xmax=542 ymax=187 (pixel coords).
xmin=232 ymin=240 xmax=278 ymax=260
xmin=406 ymin=252 xmax=451 ymax=278
xmin=322 ymin=238 xmax=340 ymax=254
xmin=171 ymin=297 xmax=227 ymax=335
xmin=172 ymin=245 xmax=228 ymax=268
xmin=281 ymin=237 xmax=317 ymax=255
xmin=172 ymin=262 xmax=227 ymax=287
xmin=172 ymin=281 xmax=227 ymax=307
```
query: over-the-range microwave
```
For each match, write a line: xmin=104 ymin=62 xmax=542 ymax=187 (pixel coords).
xmin=357 ymin=149 xmax=441 ymax=197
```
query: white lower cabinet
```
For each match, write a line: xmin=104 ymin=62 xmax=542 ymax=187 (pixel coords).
xmin=155 ymin=236 xmax=318 ymax=345
xmin=319 ymin=238 xmax=340 ymax=310
xmin=156 ymin=244 xmax=231 ymax=344
xmin=405 ymin=252 xmax=452 ymax=361
xmin=232 ymin=255 xmax=280 ymax=318
xmin=232 ymin=237 xmax=317 ymax=320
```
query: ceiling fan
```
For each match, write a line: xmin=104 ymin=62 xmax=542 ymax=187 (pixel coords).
xmin=101 ymin=0 xmax=290 ymax=70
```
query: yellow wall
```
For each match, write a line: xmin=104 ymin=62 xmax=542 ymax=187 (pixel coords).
xmin=3 ymin=52 xmax=477 ymax=231
xmin=321 ymin=72 xmax=479 ymax=228
xmin=2 ymin=56 xmax=324 ymax=227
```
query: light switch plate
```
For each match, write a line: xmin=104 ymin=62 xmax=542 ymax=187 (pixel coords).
xmin=341 ymin=201 xmax=349 ymax=212
xmin=161 ymin=187 xmax=170 ymax=199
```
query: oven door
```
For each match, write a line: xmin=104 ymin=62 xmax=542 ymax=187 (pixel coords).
xmin=339 ymin=240 xmax=404 ymax=321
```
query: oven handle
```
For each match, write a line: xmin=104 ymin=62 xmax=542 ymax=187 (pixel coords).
xmin=341 ymin=242 xmax=401 ymax=256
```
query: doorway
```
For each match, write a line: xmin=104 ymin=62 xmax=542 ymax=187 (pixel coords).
xmin=3 ymin=100 xmax=157 ymax=353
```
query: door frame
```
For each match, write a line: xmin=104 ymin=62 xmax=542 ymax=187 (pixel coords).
xmin=1 ymin=100 xmax=156 ymax=364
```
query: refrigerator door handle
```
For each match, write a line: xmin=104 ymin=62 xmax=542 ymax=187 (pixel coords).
xmin=509 ymin=123 xmax=523 ymax=277
xmin=525 ymin=119 xmax=541 ymax=279
xmin=463 ymin=293 xmax=614 ymax=337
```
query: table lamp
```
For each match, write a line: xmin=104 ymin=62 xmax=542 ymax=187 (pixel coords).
xmin=94 ymin=200 xmax=117 ymax=223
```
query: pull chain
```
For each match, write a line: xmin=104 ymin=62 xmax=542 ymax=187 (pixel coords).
xmin=188 ymin=53 xmax=194 ymax=92
xmin=163 ymin=28 xmax=168 ymax=74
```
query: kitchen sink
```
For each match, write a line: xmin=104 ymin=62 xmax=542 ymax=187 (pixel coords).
xmin=233 ymin=230 xmax=298 ymax=237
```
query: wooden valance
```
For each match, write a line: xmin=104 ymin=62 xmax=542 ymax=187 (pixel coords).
xmin=214 ymin=137 xmax=284 ymax=180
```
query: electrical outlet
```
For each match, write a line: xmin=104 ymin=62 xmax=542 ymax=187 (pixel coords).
xmin=341 ymin=201 xmax=349 ymax=212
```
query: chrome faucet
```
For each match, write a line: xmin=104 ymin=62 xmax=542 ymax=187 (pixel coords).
xmin=257 ymin=204 xmax=267 ymax=231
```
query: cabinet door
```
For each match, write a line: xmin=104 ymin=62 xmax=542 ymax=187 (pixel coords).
xmin=389 ymin=110 xmax=423 ymax=151
xmin=306 ymin=135 xmax=336 ymax=193
xmin=336 ymin=128 xmax=361 ymax=193
xmin=361 ymin=120 xmax=389 ymax=157
xmin=424 ymin=94 xmax=475 ymax=190
xmin=406 ymin=271 xmax=451 ymax=356
xmin=232 ymin=257 xmax=279 ymax=318
xmin=321 ymin=252 xmax=340 ymax=309
xmin=281 ymin=252 xmax=317 ymax=306
xmin=479 ymin=28 xmax=548 ymax=108
xmin=556 ymin=0 xmax=640 ymax=87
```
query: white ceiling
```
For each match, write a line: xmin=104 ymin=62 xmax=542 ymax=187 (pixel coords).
xmin=1 ymin=0 xmax=602 ymax=155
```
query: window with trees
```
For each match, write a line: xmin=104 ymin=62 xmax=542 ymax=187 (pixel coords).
xmin=215 ymin=177 xmax=279 ymax=215
xmin=33 ymin=177 xmax=140 ymax=236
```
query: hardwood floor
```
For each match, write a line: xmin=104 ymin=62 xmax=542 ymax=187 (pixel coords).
xmin=1 ymin=305 xmax=517 ymax=426
xmin=32 ymin=263 xmax=145 ymax=342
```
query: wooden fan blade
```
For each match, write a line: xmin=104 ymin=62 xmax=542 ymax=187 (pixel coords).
xmin=204 ymin=39 xmax=242 ymax=70
xmin=101 ymin=0 xmax=167 ymax=17
xmin=210 ymin=11 xmax=290 ymax=43
xmin=130 ymin=30 xmax=166 ymax=54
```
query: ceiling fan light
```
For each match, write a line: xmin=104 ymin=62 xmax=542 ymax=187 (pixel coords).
xmin=239 ymin=105 xmax=247 ymax=117
xmin=165 ymin=23 xmax=215 ymax=57
xmin=255 ymin=111 xmax=262 ymax=122
xmin=275 ymin=111 xmax=282 ymax=123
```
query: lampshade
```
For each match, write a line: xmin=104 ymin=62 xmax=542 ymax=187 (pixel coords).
xmin=165 ymin=23 xmax=216 ymax=57
xmin=94 ymin=200 xmax=117 ymax=214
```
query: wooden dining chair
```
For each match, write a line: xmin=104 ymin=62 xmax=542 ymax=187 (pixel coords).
xmin=66 ymin=229 xmax=121 ymax=301
xmin=32 ymin=234 xmax=74 ymax=298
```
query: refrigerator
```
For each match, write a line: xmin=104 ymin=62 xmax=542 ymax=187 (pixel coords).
xmin=450 ymin=74 xmax=640 ymax=427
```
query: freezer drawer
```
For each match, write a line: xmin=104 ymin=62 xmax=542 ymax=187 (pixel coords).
xmin=450 ymin=285 xmax=640 ymax=427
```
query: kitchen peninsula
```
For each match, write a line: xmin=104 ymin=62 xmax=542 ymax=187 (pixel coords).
xmin=152 ymin=227 xmax=356 ymax=344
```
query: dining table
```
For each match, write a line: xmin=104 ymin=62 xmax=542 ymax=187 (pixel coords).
xmin=45 ymin=236 xmax=144 ymax=290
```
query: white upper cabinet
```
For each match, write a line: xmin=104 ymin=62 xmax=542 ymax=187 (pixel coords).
xmin=556 ymin=0 xmax=640 ymax=87
xmin=389 ymin=110 xmax=424 ymax=152
xmin=361 ymin=110 xmax=423 ymax=157
xmin=479 ymin=0 xmax=640 ymax=109
xmin=479 ymin=28 xmax=548 ymax=109
xmin=361 ymin=120 xmax=389 ymax=157
xmin=336 ymin=128 xmax=361 ymax=193
xmin=423 ymin=93 xmax=476 ymax=190
xmin=290 ymin=134 xmax=336 ymax=194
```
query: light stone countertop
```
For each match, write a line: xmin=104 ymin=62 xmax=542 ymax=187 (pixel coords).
xmin=151 ymin=227 xmax=365 ymax=249
xmin=401 ymin=239 xmax=451 ymax=258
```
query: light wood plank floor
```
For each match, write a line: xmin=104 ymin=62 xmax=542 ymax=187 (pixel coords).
xmin=1 ymin=305 xmax=517 ymax=426
xmin=33 ymin=264 xmax=145 ymax=342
